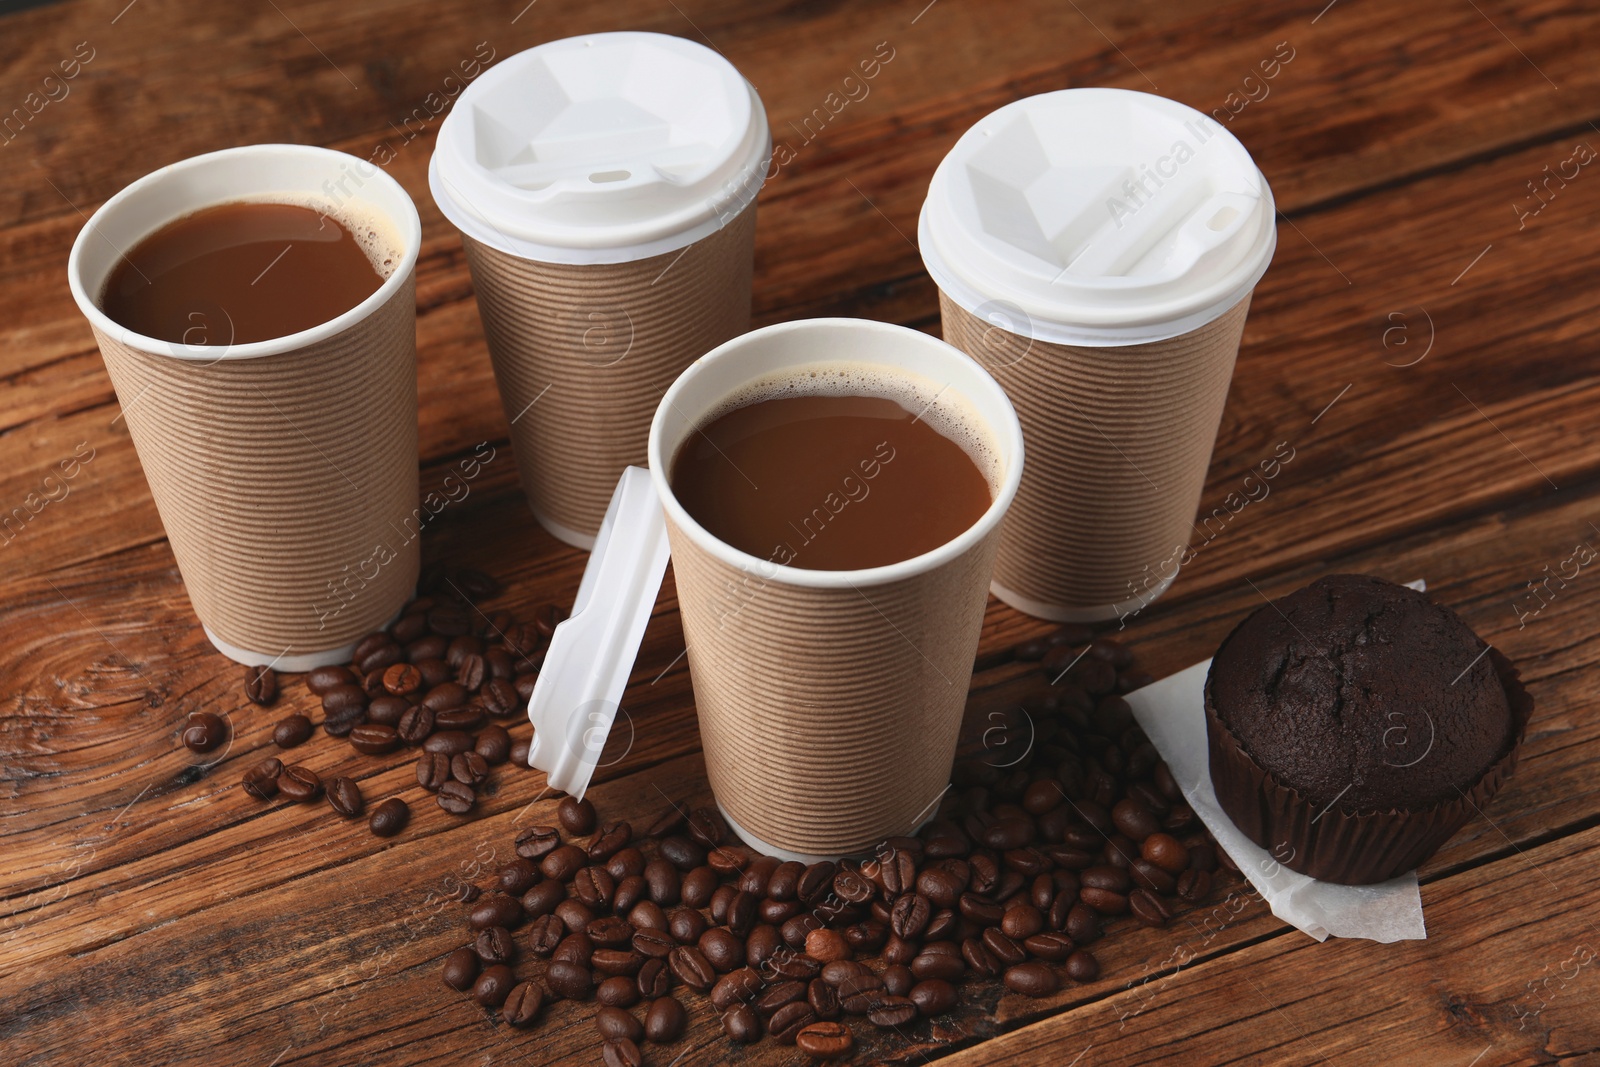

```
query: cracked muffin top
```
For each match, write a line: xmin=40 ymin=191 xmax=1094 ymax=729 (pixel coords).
xmin=1206 ymin=574 xmax=1515 ymax=813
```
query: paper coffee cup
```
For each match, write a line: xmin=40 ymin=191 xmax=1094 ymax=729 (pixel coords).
xmin=920 ymin=88 xmax=1277 ymax=621
xmin=431 ymin=32 xmax=770 ymax=549
xmin=67 ymin=145 xmax=423 ymax=670
xmin=647 ymin=319 xmax=1025 ymax=860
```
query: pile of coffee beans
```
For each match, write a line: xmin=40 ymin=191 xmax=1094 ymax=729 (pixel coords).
xmin=237 ymin=566 xmax=553 ymax=838
xmin=438 ymin=628 xmax=1232 ymax=1062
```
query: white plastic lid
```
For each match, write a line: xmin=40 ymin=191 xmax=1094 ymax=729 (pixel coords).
xmin=525 ymin=467 xmax=672 ymax=797
xmin=920 ymin=88 xmax=1277 ymax=346
xmin=430 ymin=32 xmax=770 ymax=265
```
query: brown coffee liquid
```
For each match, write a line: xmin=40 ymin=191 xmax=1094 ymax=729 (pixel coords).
xmin=670 ymin=391 xmax=993 ymax=570
xmin=100 ymin=201 xmax=387 ymax=345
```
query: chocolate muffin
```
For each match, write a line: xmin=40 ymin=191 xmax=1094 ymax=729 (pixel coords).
xmin=1205 ymin=574 xmax=1531 ymax=884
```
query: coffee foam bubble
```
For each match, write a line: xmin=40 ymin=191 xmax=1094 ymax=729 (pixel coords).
xmin=696 ymin=360 xmax=1005 ymax=492
xmin=255 ymin=192 xmax=405 ymax=279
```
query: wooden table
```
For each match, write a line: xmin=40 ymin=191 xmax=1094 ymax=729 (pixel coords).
xmin=4 ymin=0 xmax=1598 ymax=1063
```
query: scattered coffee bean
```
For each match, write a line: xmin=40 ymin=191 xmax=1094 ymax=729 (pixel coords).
xmin=559 ymin=796 xmax=598 ymax=835
xmin=596 ymin=1005 xmax=644 ymax=1042
xmin=327 ymin=776 xmax=364 ymax=818
xmin=451 ymin=751 xmax=490 ymax=787
xmin=474 ymin=964 xmax=515 ymax=1007
xmin=1065 ymin=950 xmax=1100 ymax=982
xmin=602 ymin=1038 xmax=642 ymax=1067
xmin=277 ymin=764 xmax=321 ymax=803
xmin=722 ymin=1002 xmax=761 ymax=1043
xmin=1004 ymin=961 xmax=1058 ymax=997
xmin=502 ymin=981 xmax=542 ymax=1027
xmin=645 ymin=996 xmax=687 ymax=1043
xmin=182 ymin=712 xmax=226 ymax=753
xmin=476 ymin=725 xmax=511 ymax=764
xmin=796 ymin=1021 xmax=854 ymax=1057
xmin=242 ymin=757 xmax=282 ymax=799
xmin=437 ymin=780 xmax=474 ymax=815
xmin=307 ymin=664 xmax=355 ymax=695
xmin=244 ymin=664 xmax=278 ymax=705
xmin=442 ymin=947 xmax=479 ymax=991
xmin=272 ymin=714 xmax=313 ymax=749
xmin=369 ymin=797 xmax=409 ymax=837
xmin=546 ymin=960 xmax=594 ymax=1000
xmin=349 ymin=722 xmax=400 ymax=756
xmin=475 ymin=925 xmax=517 ymax=966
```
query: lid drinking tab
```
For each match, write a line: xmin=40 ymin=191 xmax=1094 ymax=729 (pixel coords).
xmin=525 ymin=466 xmax=673 ymax=797
xmin=431 ymin=32 xmax=771 ymax=264
xmin=919 ymin=88 xmax=1277 ymax=346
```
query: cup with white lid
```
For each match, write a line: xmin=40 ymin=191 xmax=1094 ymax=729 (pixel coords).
xmin=920 ymin=87 xmax=1277 ymax=622
xmin=430 ymin=31 xmax=771 ymax=550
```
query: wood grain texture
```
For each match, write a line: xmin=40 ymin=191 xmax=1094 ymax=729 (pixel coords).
xmin=2 ymin=0 xmax=1598 ymax=1064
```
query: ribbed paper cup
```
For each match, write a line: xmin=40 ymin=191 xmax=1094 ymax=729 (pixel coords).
xmin=67 ymin=145 xmax=422 ymax=670
xmin=920 ymin=88 xmax=1278 ymax=621
xmin=648 ymin=319 xmax=1025 ymax=861
xmin=463 ymin=202 xmax=756 ymax=546
xmin=941 ymin=292 xmax=1250 ymax=618
xmin=430 ymin=32 xmax=771 ymax=549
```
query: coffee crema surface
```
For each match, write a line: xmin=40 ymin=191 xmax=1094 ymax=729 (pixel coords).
xmin=670 ymin=377 xmax=994 ymax=570
xmin=100 ymin=201 xmax=389 ymax=346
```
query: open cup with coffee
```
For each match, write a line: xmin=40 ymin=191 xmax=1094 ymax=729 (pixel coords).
xmin=67 ymin=144 xmax=422 ymax=670
xmin=920 ymin=88 xmax=1277 ymax=622
xmin=525 ymin=319 xmax=1023 ymax=861
xmin=430 ymin=31 xmax=770 ymax=549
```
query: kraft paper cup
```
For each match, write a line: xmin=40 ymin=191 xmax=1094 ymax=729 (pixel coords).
xmin=921 ymin=88 xmax=1277 ymax=621
xmin=432 ymin=32 xmax=770 ymax=548
xmin=648 ymin=319 xmax=1025 ymax=861
xmin=67 ymin=144 xmax=422 ymax=670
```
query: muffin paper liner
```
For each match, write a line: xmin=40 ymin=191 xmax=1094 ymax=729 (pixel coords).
xmin=1205 ymin=647 xmax=1533 ymax=885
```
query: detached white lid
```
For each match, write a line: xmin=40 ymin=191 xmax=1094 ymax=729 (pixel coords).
xmin=430 ymin=31 xmax=770 ymax=265
xmin=525 ymin=467 xmax=672 ymax=797
xmin=920 ymin=88 xmax=1277 ymax=346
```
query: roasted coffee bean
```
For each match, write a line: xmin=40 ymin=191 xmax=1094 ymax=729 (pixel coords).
xmin=797 ymin=861 xmax=837 ymax=904
xmin=760 ymin=897 xmax=802 ymax=925
xmin=1081 ymin=865 xmax=1131 ymax=893
xmin=414 ymin=658 xmax=451 ymax=689
xmin=349 ymin=722 xmax=399 ymax=756
xmin=867 ymin=995 xmax=917 ymax=1028
xmin=1065 ymin=903 xmax=1101 ymax=944
xmin=747 ymin=923 xmax=782 ymax=969
xmin=407 ymin=632 xmax=449 ymax=661
xmin=1188 ymin=841 xmax=1218 ymax=873
xmin=469 ymin=724 xmax=509 ymax=765
xmin=613 ymin=876 xmax=646 ymax=915
xmin=769 ymin=952 xmax=823 ymax=982
xmin=737 ymin=855 xmax=780 ymax=896
xmin=770 ymin=1000 xmax=819 ymax=1044
xmin=554 ymin=931 xmax=594 ymax=966
xmin=924 ymin=908 xmax=961 ymax=942
xmin=416 ymin=751 xmax=450 ymax=792
xmin=601 ymin=1038 xmax=641 ymax=1067
xmin=595 ymin=979 xmax=636 ymax=1017
xmin=836 ymin=972 xmax=885 ymax=1002
xmin=637 ymin=958 xmax=672 ymax=999
xmin=595 ymin=1004 xmax=644 ymax=1042
xmin=1080 ymin=886 xmax=1129 ymax=915
xmin=766 ymin=860 xmax=804 ymax=902
xmin=421 ymin=682 xmax=469 ymax=713
xmin=181 ymin=712 xmax=227 ymax=753
xmin=434 ymin=706 xmax=485 ymax=733
xmin=910 ymin=949 xmax=965 ymax=981
xmin=1129 ymin=888 xmax=1172 ymax=928
xmin=357 ymin=639 xmax=404 ymax=675
xmin=456 ymin=653 xmax=486 ymax=692
xmin=726 ymin=890 xmax=758 ymax=936
xmin=437 ymin=780 xmax=475 ymax=815
xmin=1127 ymin=858 xmax=1176 ymax=895
xmin=587 ymin=915 xmax=635 ymax=948
xmin=1004 ymin=961 xmax=1058 ymax=997
xmin=423 ymin=729 xmax=474 ymax=756
xmin=475 ymin=925 xmax=517 ymax=965
xmin=961 ymin=937 xmax=1002 ymax=978
xmin=552 ymin=795 xmax=596 ymax=836
xmin=497 ymin=858 xmax=540 ymax=896
xmin=890 ymin=893 xmax=933 ymax=939
xmin=442 ymin=946 xmax=479 ymax=991
xmin=508 ymin=735 xmax=531 ymax=766
xmin=1064 ymin=949 xmax=1100 ymax=983
xmin=480 ymin=678 xmax=519 ymax=718
xmin=754 ymin=979 xmax=808 ymax=1018
xmin=876 ymin=965 xmax=911 ymax=999
xmin=876 ymin=849 xmax=918 ymax=898
xmin=808 ymin=977 xmax=842 ymax=1021
xmin=1023 ymin=931 xmax=1076 ymax=962
xmin=1001 ymin=903 xmax=1045 ymax=940
xmin=514 ymin=825 xmax=560 ymax=861
xmin=527 ymin=914 xmax=565 ymax=956
xmin=592 ymin=949 xmax=646 ymax=977
xmin=369 ymin=797 xmax=408 ymax=837
xmin=396 ymin=705 xmax=435 ymax=744
xmin=1177 ymin=867 xmax=1212 ymax=903
xmin=364 ymin=695 xmax=407 ymax=727
xmin=589 ymin=822 xmax=632 ymax=862
xmin=882 ymin=933 xmax=918 ymax=966
xmin=668 ymin=906 xmax=707 ymax=945
xmin=909 ymin=977 xmax=958 ymax=1017
xmin=804 ymin=928 xmax=849 ymax=963
xmin=1142 ymin=832 xmax=1190 ymax=874
xmin=450 ymin=751 xmax=489 ymax=787
xmin=700 ymin=927 xmax=745 ymax=972
xmin=1110 ymin=798 xmax=1160 ymax=841
xmin=277 ymin=764 xmax=321 ymax=802
xmin=722 ymin=1002 xmax=761 ymax=1044
xmin=680 ymin=865 xmax=716 ymax=908
xmin=832 ymin=869 xmax=874 ymax=905
xmin=503 ymin=981 xmax=543 ymax=1027
xmin=242 ymin=664 xmax=278 ymax=706
xmin=918 ymin=865 xmax=967 ymax=909
xmin=555 ymin=899 xmax=595 ymax=935
xmin=645 ymin=995 xmax=687 ymax=1043
xmin=350 ymin=631 xmax=390 ymax=666
xmin=711 ymin=967 xmax=762 ymax=1011
xmin=633 ymin=928 xmax=675 ymax=959
xmin=535 ymin=843 xmax=582 ymax=881
xmin=568 ymin=866 xmax=612 ymax=910
xmin=841 ymin=919 xmax=886 ymax=953
xmin=645 ymin=859 xmax=682 ymax=906
xmin=959 ymin=891 xmax=1005 ymax=927
xmin=242 ymin=757 xmax=282 ymax=800
xmin=796 ymin=1020 xmax=854 ymax=1057
xmin=546 ymin=960 xmax=594 ymax=1000
xmin=308 ymin=664 xmax=356 ymax=695
xmin=382 ymin=662 xmax=422 ymax=696
xmin=325 ymin=776 xmax=363 ymax=817
xmin=668 ymin=946 xmax=715 ymax=992
xmin=469 ymin=893 xmax=523 ymax=931
xmin=473 ymin=963 xmax=515 ymax=1007
xmin=707 ymin=845 xmax=754 ymax=876
xmin=982 ymin=927 xmax=1026 ymax=966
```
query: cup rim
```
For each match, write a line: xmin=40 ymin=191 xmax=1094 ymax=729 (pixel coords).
xmin=66 ymin=143 xmax=423 ymax=361
xmin=647 ymin=317 xmax=1026 ymax=590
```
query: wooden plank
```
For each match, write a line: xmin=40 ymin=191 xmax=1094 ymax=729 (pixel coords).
xmin=939 ymin=824 xmax=1600 ymax=1066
